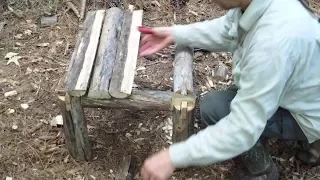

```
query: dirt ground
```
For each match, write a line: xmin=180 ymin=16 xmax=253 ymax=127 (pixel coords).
xmin=1 ymin=0 xmax=320 ymax=179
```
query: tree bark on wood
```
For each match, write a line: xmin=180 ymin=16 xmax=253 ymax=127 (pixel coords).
xmin=109 ymin=10 xmax=143 ymax=99
xmin=115 ymin=155 xmax=137 ymax=180
xmin=61 ymin=93 xmax=91 ymax=161
xmin=67 ymin=10 xmax=105 ymax=97
xmin=69 ymin=96 xmax=91 ymax=161
xmin=88 ymin=7 xmax=124 ymax=99
xmin=172 ymin=45 xmax=195 ymax=143
xmin=59 ymin=97 xmax=77 ymax=159
xmin=173 ymin=46 xmax=194 ymax=94
xmin=83 ymin=90 xmax=173 ymax=111
xmin=67 ymin=11 xmax=95 ymax=96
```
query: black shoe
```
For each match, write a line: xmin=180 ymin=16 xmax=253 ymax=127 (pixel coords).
xmin=231 ymin=140 xmax=279 ymax=180
xmin=231 ymin=162 xmax=278 ymax=180
xmin=297 ymin=140 xmax=320 ymax=166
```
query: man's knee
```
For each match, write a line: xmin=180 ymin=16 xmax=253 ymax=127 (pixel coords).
xmin=200 ymin=90 xmax=236 ymax=126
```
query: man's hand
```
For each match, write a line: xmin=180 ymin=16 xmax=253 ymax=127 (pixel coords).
xmin=141 ymin=149 xmax=175 ymax=180
xmin=138 ymin=27 xmax=174 ymax=57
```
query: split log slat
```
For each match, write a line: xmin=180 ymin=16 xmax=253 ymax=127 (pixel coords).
xmin=109 ymin=10 xmax=143 ymax=99
xmin=88 ymin=7 xmax=124 ymax=99
xmin=172 ymin=45 xmax=195 ymax=143
xmin=83 ymin=90 xmax=173 ymax=111
xmin=67 ymin=10 xmax=105 ymax=97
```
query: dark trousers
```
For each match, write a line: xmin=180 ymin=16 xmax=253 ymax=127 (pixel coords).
xmin=200 ymin=87 xmax=308 ymax=141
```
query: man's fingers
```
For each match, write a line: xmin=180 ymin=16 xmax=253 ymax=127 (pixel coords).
xmin=141 ymin=167 xmax=150 ymax=180
xmin=139 ymin=41 xmax=152 ymax=55
xmin=140 ymin=35 xmax=152 ymax=46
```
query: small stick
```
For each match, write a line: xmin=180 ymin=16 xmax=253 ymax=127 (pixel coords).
xmin=27 ymin=122 xmax=44 ymax=134
xmin=80 ymin=0 xmax=86 ymax=20
xmin=65 ymin=0 xmax=80 ymax=18
xmin=7 ymin=6 xmax=23 ymax=18
xmin=145 ymin=60 xmax=168 ymax=67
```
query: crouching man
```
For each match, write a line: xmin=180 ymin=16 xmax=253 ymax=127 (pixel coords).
xmin=138 ymin=0 xmax=320 ymax=179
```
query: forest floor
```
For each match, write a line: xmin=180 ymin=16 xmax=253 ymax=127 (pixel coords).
xmin=1 ymin=0 xmax=320 ymax=179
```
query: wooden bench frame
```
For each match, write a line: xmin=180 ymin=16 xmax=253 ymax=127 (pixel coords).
xmin=59 ymin=7 xmax=196 ymax=161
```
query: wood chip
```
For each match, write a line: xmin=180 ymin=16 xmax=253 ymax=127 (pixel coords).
xmin=12 ymin=124 xmax=18 ymax=130
xmin=50 ymin=115 xmax=63 ymax=127
xmin=189 ymin=9 xmax=198 ymax=16
xmin=6 ymin=108 xmax=15 ymax=114
xmin=36 ymin=43 xmax=50 ymax=47
xmin=4 ymin=90 xmax=18 ymax=97
xmin=38 ymin=135 xmax=55 ymax=141
xmin=20 ymin=103 xmax=29 ymax=110
xmin=133 ymin=138 xmax=144 ymax=142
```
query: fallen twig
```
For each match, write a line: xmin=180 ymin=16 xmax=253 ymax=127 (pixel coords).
xmin=0 ymin=21 xmax=6 ymax=33
xmin=4 ymin=83 xmax=38 ymax=97
xmin=38 ymin=135 xmax=55 ymax=141
xmin=7 ymin=6 xmax=23 ymax=18
xmin=27 ymin=122 xmax=44 ymax=134
xmin=145 ymin=61 xmax=168 ymax=67
xmin=65 ymin=0 xmax=80 ymax=18
xmin=80 ymin=0 xmax=86 ymax=20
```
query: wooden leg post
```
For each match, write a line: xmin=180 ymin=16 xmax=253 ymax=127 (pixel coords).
xmin=172 ymin=45 xmax=195 ymax=142
xmin=61 ymin=93 xmax=91 ymax=161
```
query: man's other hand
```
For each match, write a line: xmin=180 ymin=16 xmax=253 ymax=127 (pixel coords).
xmin=141 ymin=149 xmax=175 ymax=180
xmin=138 ymin=27 xmax=174 ymax=57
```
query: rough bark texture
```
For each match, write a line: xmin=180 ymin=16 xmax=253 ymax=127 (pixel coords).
xmin=173 ymin=45 xmax=194 ymax=94
xmin=59 ymin=97 xmax=77 ymax=159
xmin=88 ymin=7 xmax=124 ymax=99
xmin=67 ymin=10 xmax=105 ymax=97
xmin=172 ymin=45 xmax=195 ymax=143
xmin=115 ymin=155 xmax=137 ymax=180
xmin=108 ymin=12 xmax=132 ymax=99
xmin=109 ymin=10 xmax=143 ymax=99
xmin=83 ymin=90 xmax=173 ymax=111
xmin=69 ymin=96 xmax=91 ymax=161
